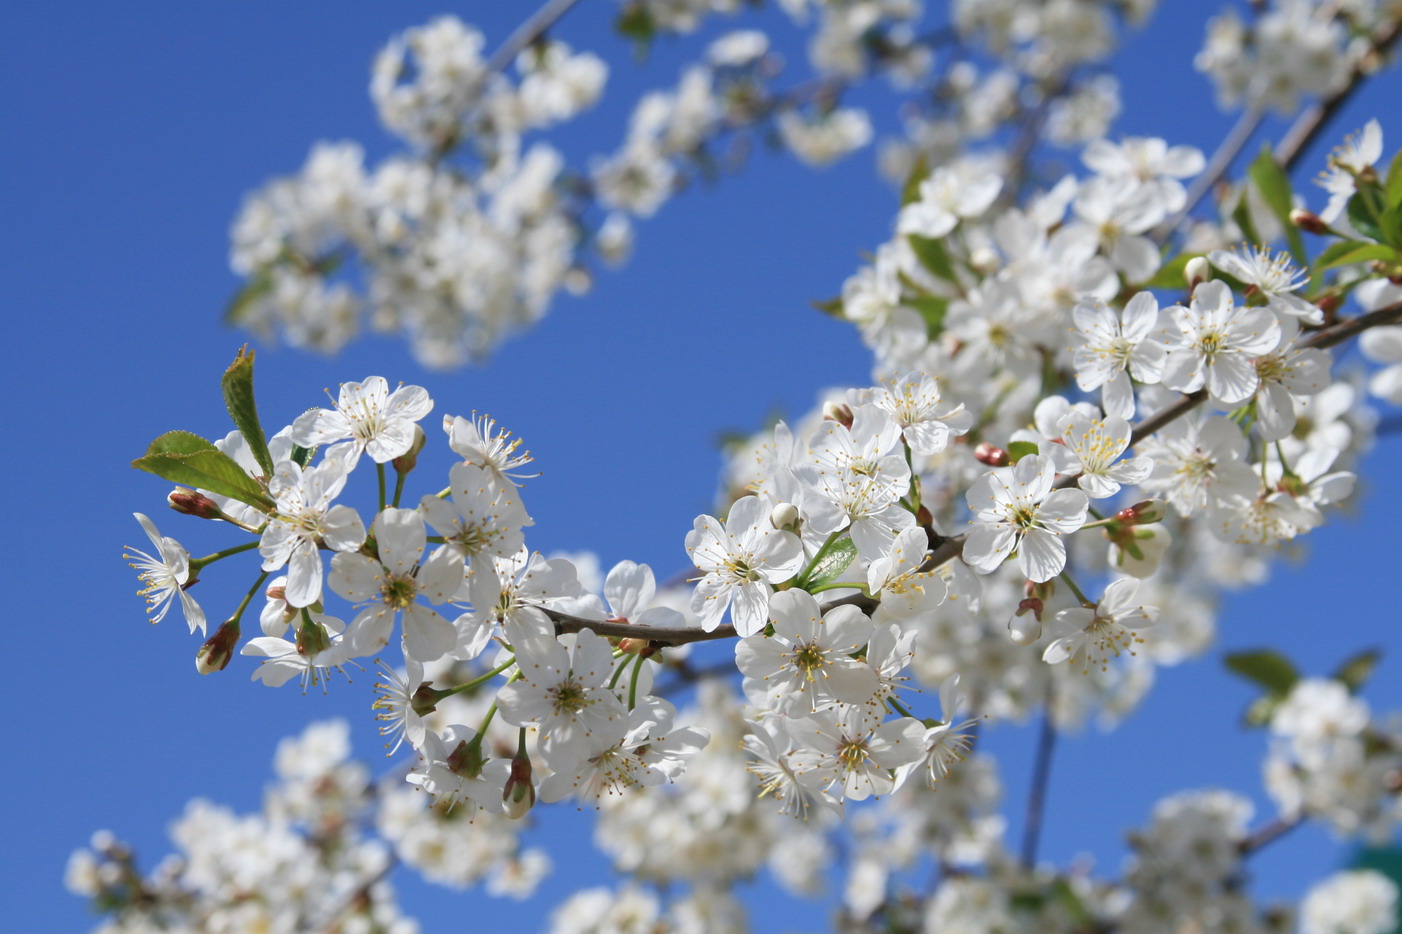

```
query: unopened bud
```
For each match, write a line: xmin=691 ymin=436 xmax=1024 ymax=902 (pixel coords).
xmin=1290 ymin=208 xmax=1328 ymax=235
xmin=168 ymin=489 xmax=223 ymax=520
xmin=1184 ymin=256 xmax=1211 ymax=291
xmin=195 ymin=619 xmax=240 ymax=675
xmin=1009 ymin=603 xmax=1043 ymax=645
xmin=969 ymin=246 xmax=1001 ymax=274
xmin=770 ymin=501 xmax=800 ymax=531
xmin=974 ymin=442 xmax=1009 ymax=467
xmin=503 ymin=749 xmax=535 ymax=819
xmin=822 ymin=401 xmax=854 ymax=429
xmin=1115 ymin=500 xmax=1166 ymax=525
xmin=392 ymin=425 xmax=427 ymax=475
xmin=618 ymin=637 xmax=657 ymax=657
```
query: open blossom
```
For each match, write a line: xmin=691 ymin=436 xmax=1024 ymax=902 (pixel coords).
xmin=784 ymin=707 xmax=925 ymax=803
xmin=1316 ymin=119 xmax=1383 ymax=223
xmin=259 ymin=458 xmax=366 ymax=608
xmin=328 ymin=507 xmax=461 ymax=662
xmin=291 ymin=376 xmax=433 ymax=468
xmin=420 ymin=462 xmax=533 ymax=563
xmin=904 ymin=675 xmax=977 ymax=787
xmin=444 ymin=413 xmax=538 ymax=486
xmin=1058 ymin=411 xmax=1153 ymax=499
xmin=1137 ymin=415 xmax=1257 ymax=515
xmin=848 ymin=372 xmax=973 ymax=456
xmin=1071 ymin=292 xmax=1167 ymax=418
xmin=685 ymin=494 xmax=803 ymax=636
xmin=1160 ymin=280 xmax=1281 ymax=404
xmin=124 ymin=513 xmax=206 ymax=634
xmin=1251 ymin=317 xmax=1331 ymax=441
xmin=1208 ymin=245 xmax=1322 ymax=324
xmin=240 ymin=613 xmax=355 ymax=690
xmin=963 ymin=454 xmax=1089 ymax=583
xmin=1042 ymin=578 xmax=1159 ymax=673
xmin=735 ymin=589 xmax=878 ymax=716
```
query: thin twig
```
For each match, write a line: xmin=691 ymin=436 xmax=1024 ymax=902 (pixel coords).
xmin=1158 ymin=106 xmax=1264 ymax=243
xmin=1020 ymin=690 xmax=1058 ymax=869
xmin=484 ymin=0 xmax=587 ymax=76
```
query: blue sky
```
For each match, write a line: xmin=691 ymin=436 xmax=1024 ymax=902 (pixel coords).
xmin=5 ymin=2 xmax=1402 ymax=932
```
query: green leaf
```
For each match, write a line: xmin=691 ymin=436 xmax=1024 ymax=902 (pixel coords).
xmin=1232 ymin=193 xmax=1261 ymax=247
xmin=1317 ymin=242 xmax=1402 ymax=270
xmin=1137 ymin=253 xmax=1193 ymax=291
xmin=1386 ymin=148 xmax=1402 ymax=209
xmin=811 ymin=296 xmax=844 ymax=318
xmin=615 ymin=4 xmax=655 ymax=59
xmin=1006 ymin=440 xmax=1039 ymax=463
xmin=221 ymin=346 xmax=275 ymax=479
xmin=1249 ymin=145 xmax=1293 ymax=225
xmin=1224 ymin=649 xmax=1300 ymax=697
xmin=1347 ymin=192 xmax=1386 ymax=243
xmin=907 ymin=234 xmax=956 ymax=282
xmin=904 ymin=295 xmax=948 ymax=338
xmin=901 ymin=153 xmax=930 ymax=207
xmin=134 ymin=432 xmax=273 ymax=512
xmin=1315 ymin=239 xmax=1371 ymax=269
xmin=224 ymin=269 xmax=274 ymax=325
xmin=1333 ymin=647 xmax=1382 ymax=693
xmin=805 ymin=537 xmax=858 ymax=590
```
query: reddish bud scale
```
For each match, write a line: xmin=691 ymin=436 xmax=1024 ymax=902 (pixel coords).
xmin=168 ymin=489 xmax=222 ymax=520
xmin=195 ymin=620 xmax=240 ymax=675
xmin=1290 ymin=208 xmax=1328 ymax=235
xmin=974 ymin=442 xmax=1009 ymax=467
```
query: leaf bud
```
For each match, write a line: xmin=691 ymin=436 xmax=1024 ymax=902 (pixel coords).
xmin=770 ymin=501 xmax=800 ymax=531
xmin=391 ymin=425 xmax=427 ymax=475
xmin=822 ymin=401 xmax=854 ymax=429
xmin=1184 ymin=256 xmax=1211 ymax=291
xmin=974 ymin=442 xmax=1009 ymax=467
xmin=503 ymin=748 xmax=536 ymax=819
xmin=1290 ymin=208 xmax=1328 ymax=235
xmin=168 ymin=488 xmax=224 ymax=520
xmin=195 ymin=619 xmax=240 ymax=675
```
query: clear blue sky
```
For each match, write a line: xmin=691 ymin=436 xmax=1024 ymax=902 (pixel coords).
xmin=4 ymin=3 xmax=1401 ymax=932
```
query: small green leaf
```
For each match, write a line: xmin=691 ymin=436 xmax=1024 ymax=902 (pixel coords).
xmin=1315 ymin=239 xmax=1371 ymax=269
xmin=904 ymin=295 xmax=948 ymax=337
xmin=1333 ymin=647 xmax=1382 ymax=693
xmin=901 ymin=154 xmax=930 ymax=207
xmin=1385 ymin=148 xmax=1402 ymax=209
xmin=1006 ymin=440 xmax=1039 ymax=463
xmin=907 ymin=234 xmax=956 ymax=282
xmin=811 ymin=296 xmax=844 ymax=317
xmin=615 ymin=3 xmax=655 ymax=58
xmin=134 ymin=432 xmax=273 ymax=511
xmin=222 ymin=346 xmax=275 ymax=479
xmin=1232 ymin=194 xmax=1261 ymax=247
xmin=1249 ymin=145 xmax=1293 ymax=224
xmin=1137 ymin=253 xmax=1193 ymax=291
xmin=1317 ymin=242 xmax=1402 ymax=270
xmin=1224 ymin=649 xmax=1300 ymax=697
xmin=1347 ymin=192 xmax=1386 ymax=243
xmin=805 ymin=537 xmax=858 ymax=590
xmin=290 ymin=444 xmax=317 ymax=469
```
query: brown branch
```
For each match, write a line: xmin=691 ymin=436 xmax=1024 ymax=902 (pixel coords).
xmin=1239 ymin=815 xmax=1302 ymax=855
xmin=483 ymin=0 xmax=587 ymax=77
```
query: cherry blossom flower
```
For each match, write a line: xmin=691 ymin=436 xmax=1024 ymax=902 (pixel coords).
xmin=124 ymin=513 xmax=206 ymax=635
xmin=963 ymin=454 xmax=1089 ymax=582
xmin=736 ymin=589 xmax=878 ymax=716
xmin=1160 ymin=280 xmax=1281 ymax=404
xmin=784 ymin=707 xmax=925 ymax=802
xmin=685 ymin=495 xmax=803 ymax=636
xmin=1058 ymin=411 xmax=1153 ymax=499
xmin=1043 ymin=578 xmax=1159 ymax=673
xmin=291 ymin=376 xmax=433 ymax=468
xmin=848 ymin=372 xmax=973 ymax=456
xmin=1071 ymin=292 xmax=1167 ymax=418
xmin=259 ymin=458 xmax=366 ymax=608
xmin=444 ymin=412 xmax=538 ymax=486
xmin=419 ymin=462 xmax=533 ymax=563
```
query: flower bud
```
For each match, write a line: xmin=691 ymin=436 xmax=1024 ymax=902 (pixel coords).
xmin=168 ymin=489 xmax=223 ymax=520
xmin=1009 ymin=601 xmax=1043 ymax=645
xmin=618 ymin=637 xmax=657 ymax=657
xmin=822 ymin=401 xmax=854 ymax=429
xmin=974 ymin=442 xmax=1009 ymax=467
xmin=969 ymin=246 xmax=1001 ymax=274
xmin=1184 ymin=256 xmax=1210 ymax=291
xmin=195 ymin=619 xmax=240 ymax=675
xmin=391 ymin=425 xmax=427 ymax=475
xmin=1108 ymin=523 xmax=1171 ymax=579
xmin=1290 ymin=208 xmax=1328 ymax=235
xmin=503 ymin=749 xmax=535 ymax=819
xmin=770 ymin=501 xmax=800 ymax=531
xmin=1114 ymin=500 xmax=1166 ymax=525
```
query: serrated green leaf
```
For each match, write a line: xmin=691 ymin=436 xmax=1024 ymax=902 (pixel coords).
xmin=1386 ymin=149 xmax=1402 ymax=209
xmin=1137 ymin=252 xmax=1193 ymax=290
xmin=1318 ymin=242 xmax=1402 ymax=270
xmin=811 ymin=296 xmax=844 ymax=318
xmin=1225 ymin=649 xmax=1300 ymax=696
xmin=805 ymin=537 xmax=858 ymax=590
xmin=1333 ymin=647 xmax=1382 ymax=693
xmin=1007 ymin=441 xmax=1038 ymax=463
xmin=1347 ymin=192 xmax=1386 ymax=243
xmin=907 ymin=234 xmax=956 ymax=282
xmin=904 ymin=295 xmax=948 ymax=337
xmin=133 ymin=442 xmax=273 ymax=513
xmin=901 ymin=154 xmax=930 ymax=207
xmin=222 ymin=346 xmax=275 ymax=479
xmin=144 ymin=429 xmax=219 ymax=457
